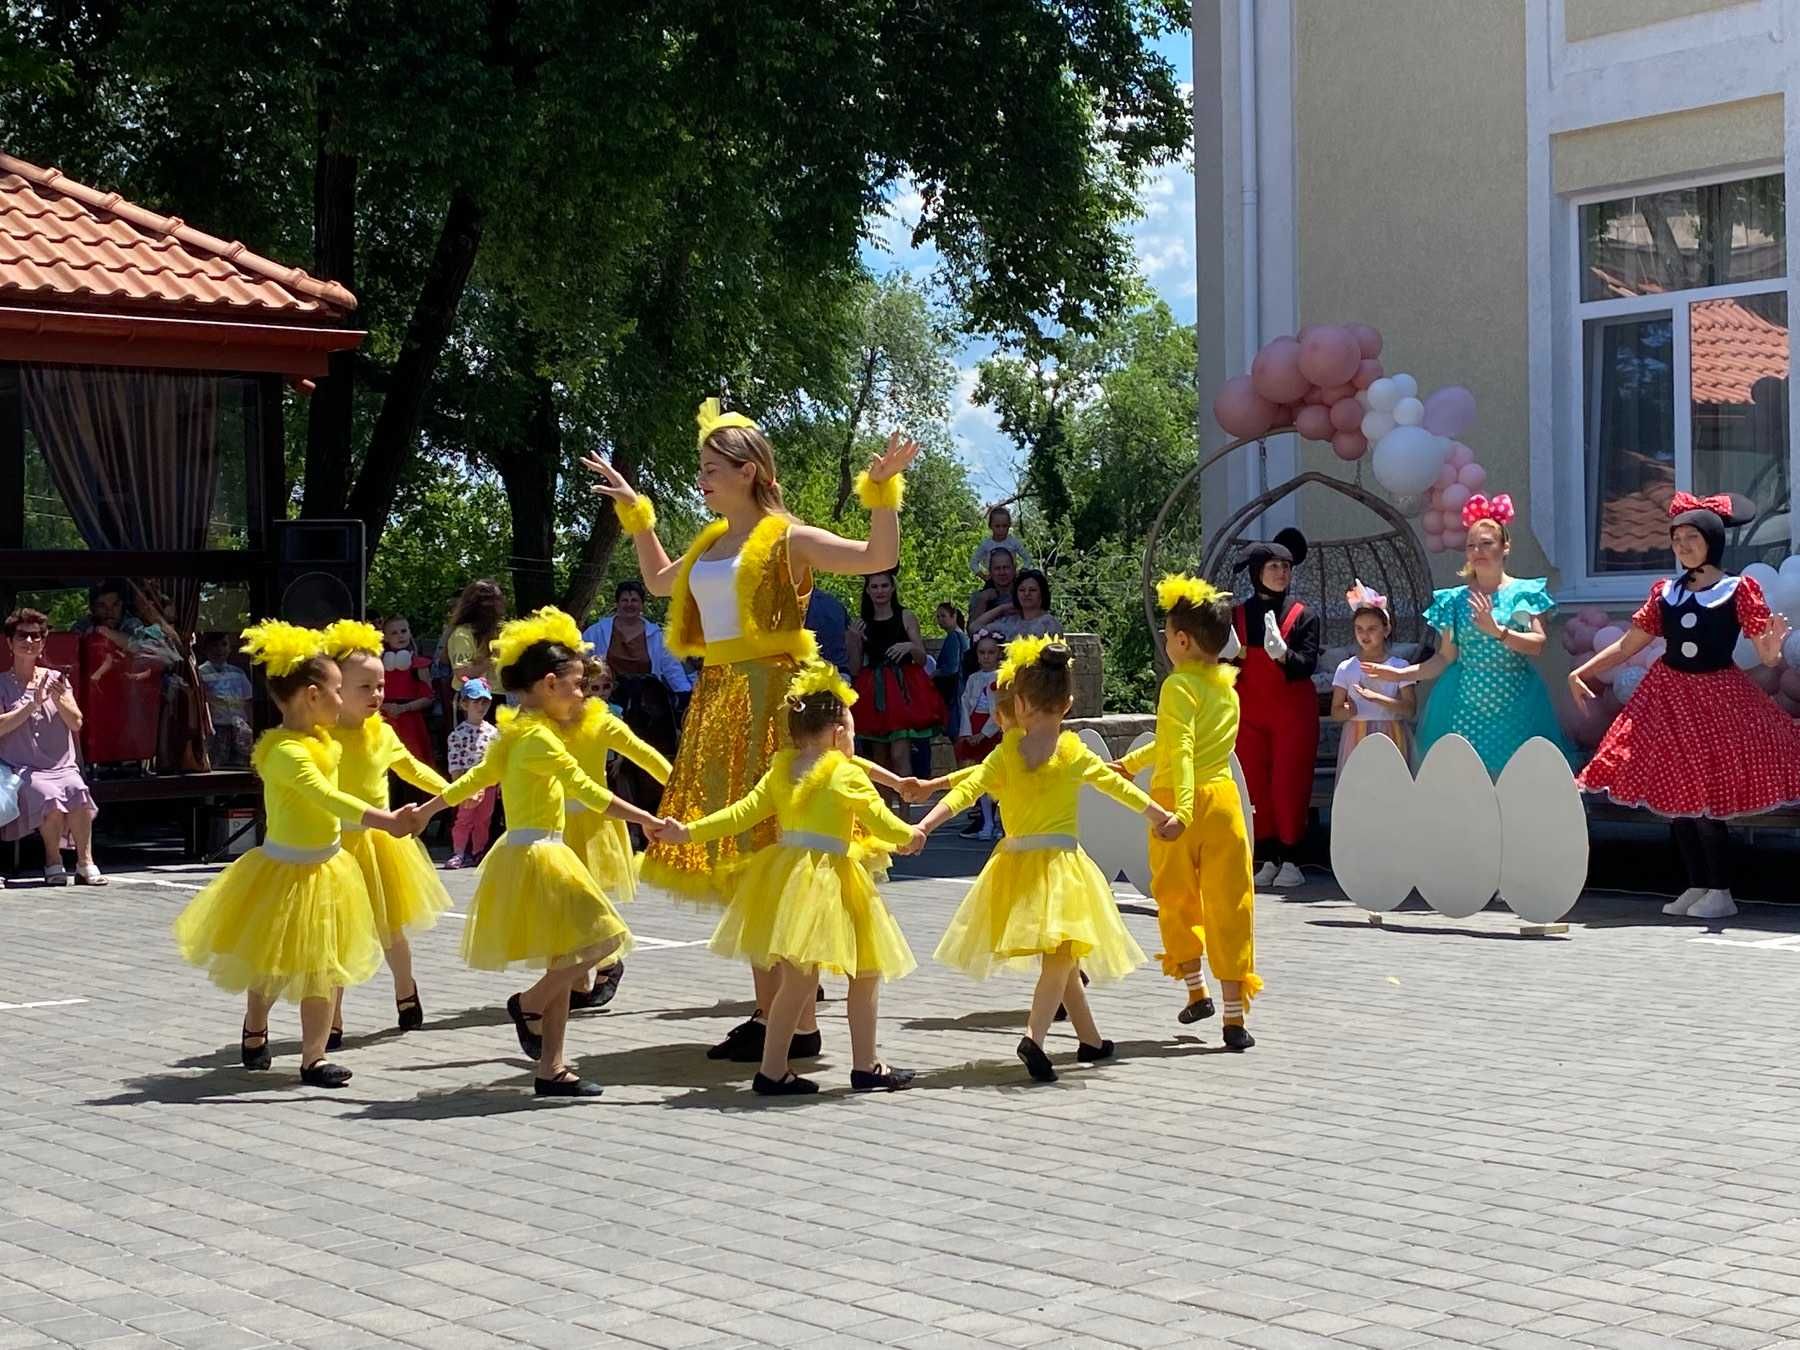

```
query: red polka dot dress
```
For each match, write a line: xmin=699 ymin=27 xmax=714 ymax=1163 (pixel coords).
xmin=1578 ymin=575 xmax=1800 ymax=818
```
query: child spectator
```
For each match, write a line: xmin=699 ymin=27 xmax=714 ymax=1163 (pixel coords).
xmin=445 ymin=677 xmax=500 ymax=868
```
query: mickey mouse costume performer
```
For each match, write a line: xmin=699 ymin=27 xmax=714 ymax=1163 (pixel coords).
xmin=1571 ymin=492 xmax=1800 ymax=921
xmin=1231 ymin=528 xmax=1321 ymax=888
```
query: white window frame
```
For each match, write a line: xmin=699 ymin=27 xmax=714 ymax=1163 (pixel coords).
xmin=1555 ymin=164 xmax=1793 ymax=602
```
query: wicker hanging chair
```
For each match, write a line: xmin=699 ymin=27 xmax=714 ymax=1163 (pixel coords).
xmin=1141 ymin=433 xmax=1434 ymax=671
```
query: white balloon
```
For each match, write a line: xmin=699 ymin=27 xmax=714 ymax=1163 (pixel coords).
xmin=1392 ymin=396 xmax=1424 ymax=427
xmin=1781 ymin=630 xmax=1800 ymax=669
xmin=1743 ymin=562 xmax=1780 ymax=596
xmin=1612 ymin=664 xmax=1647 ymax=703
xmin=1780 ymin=554 xmax=1800 ymax=580
xmin=1392 ymin=492 xmax=1424 ymax=519
xmin=1769 ymin=575 xmax=1800 ymax=619
xmin=1592 ymin=624 xmax=1627 ymax=652
xmin=1366 ymin=377 xmax=1400 ymax=413
xmin=1371 ymin=424 xmax=1451 ymax=496
xmin=1360 ymin=409 xmax=1396 ymax=442
xmin=1734 ymin=634 xmax=1760 ymax=669
xmin=1391 ymin=372 xmax=1419 ymax=400
xmin=1356 ymin=389 xmax=1372 ymax=412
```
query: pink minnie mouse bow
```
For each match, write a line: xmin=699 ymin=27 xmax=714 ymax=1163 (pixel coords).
xmin=1461 ymin=492 xmax=1515 ymax=529
xmin=1345 ymin=580 xmax=1388 ymax=614
xmin=1668 ymin=491 xmax=1733 ymax=518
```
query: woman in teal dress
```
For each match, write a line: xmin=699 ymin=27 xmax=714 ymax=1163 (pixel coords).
xmin=1365 ymin=494 xmax=1574 ymax=777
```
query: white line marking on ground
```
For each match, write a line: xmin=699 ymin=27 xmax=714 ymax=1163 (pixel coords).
xmin=140 ymin=879 xmax=205 ymax=893
xmin=1693 ymin=934 xmax=1800 ymax=950
xmin=0 ymin=998 xmax=89 ymax=1011
xmin=435 ymin=912 xmax=704 ymax=949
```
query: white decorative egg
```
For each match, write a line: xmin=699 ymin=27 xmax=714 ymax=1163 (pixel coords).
xmin=1495 ymin=736 xmax=1587 ymax=924
xmin=1328 ymin=731 xmax=1417 ymax=912
xmin=1411 ymin=733 xmax=1502 ymax=918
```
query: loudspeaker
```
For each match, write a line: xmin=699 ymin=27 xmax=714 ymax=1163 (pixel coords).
xmin=273 ymin=519 xmax=366 ymax=625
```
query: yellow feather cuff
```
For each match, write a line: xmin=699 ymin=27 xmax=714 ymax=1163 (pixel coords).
xmin=1156 ymin=573 xmax=1226 ymax=612
xmin=491 ymin=607 xmax=590 ymax=675
xmin=996 ymin=633 xmax=1062 ymax=688
xmin=695 ymin=397 xmax=760 ymax=447
xmin=319 ymin=619 xmax=383 ymax=660
xmin=785 ymin=661 xmax=857 ymax=709
xmin=614 ymin=495 xmax=656 ymax=535
xmin=240 ymin=620 xmax=326 ymax=677
xmin=854 ymin=471 xmax=905 ymax=512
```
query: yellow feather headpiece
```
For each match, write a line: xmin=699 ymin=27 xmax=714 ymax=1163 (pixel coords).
xmin=996 ymin=633 xmax=1064 ymax=688
xmin=1156 ymin=573 xmax=1225 ymax=612
xmin=490 ymin=607 xmax=590 ymax=675
xmin=240 ymin=620 xmax=327 ymax=678
xmin=319 ymin=618 xmax=383 ymax=660
xmin=784 ymin=661 xmax=857 ymax=710
xmin=695 ymin=397 xmax=761 ymax=448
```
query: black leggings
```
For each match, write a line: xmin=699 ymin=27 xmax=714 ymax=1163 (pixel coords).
xmin=1670 ymin=818 xmax=1731 ymax=891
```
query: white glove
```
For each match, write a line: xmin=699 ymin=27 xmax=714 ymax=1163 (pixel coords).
xmin=1219 ymin=627 xmax=1242 ymax=661
xmin=1262 ymin=611 xmax=1289 ymax=663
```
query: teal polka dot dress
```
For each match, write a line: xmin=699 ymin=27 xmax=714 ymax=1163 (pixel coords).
xmin=1414 ymin=579 xmax=1575 ymax=777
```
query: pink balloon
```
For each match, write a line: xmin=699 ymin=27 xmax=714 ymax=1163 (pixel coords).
xmin=1346 ymin=323 xmax=1383 ymax=359
xmin=1578 ymin=607 xmax=1610 ymax=628
xmin=1352 ymin=358 xmax=1383 ymax=390
xmin=1779 ymin=668 xmax=1800 ymax=701
xmin=1269 ymin=402 xmax=1296 ymax=428
xmin=1424 ymin=532 xmax=1446 ymax=554
xmin=1561 ymin=626 xmax=1589 ymax=656
xmin=1588 ymin=662 xmax=1616 ymax=685
xmin=1442 ymin=526 xmax=1467 ymax=548
xmin=1329 ymin=397 xmax=1364 ymax=433
xmin=1214 ymin=376 xmax=1276 ymax=440
xmin=1779 ymin=692 xmax=1800 ymax=719
xmin=1565 ymin=619 xmax=1594 ymax=649
xmin=1422 ymin=385 xmax=1478 ymax=440
xmin=1441 ymin=483 xmax=1471 ymax=511
xmin=1422 ymin=509 xmax=1444 ymax=533
xmin=1321 ymin=382 xmax=1356 ymax=404
xmin=1250 ymin=337 xmax=1310 ymax=405
xmin=1572 ymin=700 xmax=1614 ymax=749
xmin=1446 ymin=441 xmax=1475 ymax=468
xmin=1303 ymin=385 xmax=1332 ymax=406
xmin=1436 ymin=463 xmax=1458 ymax=489
xmin=1294 ymin=404 xmax=1334 ymax=441
xmin=1752 ymin=663 xmax=1783 ymax=692
xmin=1330 ymin=430 xmax=1368 ymax=461
xmin=1458 ymin=462 xmax=1488 ymax=490
xmin=1298 ymin=325 xmax=1361 ymax=388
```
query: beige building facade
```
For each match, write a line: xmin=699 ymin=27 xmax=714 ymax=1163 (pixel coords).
xmin=1194 ymin=0 xmax=1795 ymax=616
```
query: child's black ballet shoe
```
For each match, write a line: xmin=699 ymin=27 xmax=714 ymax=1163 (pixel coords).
xmin=850 ymin=1064 xmax=915 ymax=1092
xmin=1053 ymin=1004 xmax=1068 ymax=1022
xmin=241 ymin=1026 xmax=271 ymax=1071
xmin=506 ymin=993 xmax=543 ymax=1060
xmin=396 ymin=990 xmax=423 ymax=1032
xmin=1178 ymin=997 xmax=1216 ymax=1025
xmin=591 ymin=962 xmax=625 ymax=1009
xmin=1222 ymin=1023 xmax=1255 ymax=1052
xmin=1077 ymin=1039 xmax=1115 ymax=1064
xmin=752 ymin=1071 xmax=818 ymax=1096
xmin=789 ymin=1030 xmax=822 ymax=1060
xmin=707 ymin=1016 xmax=766 ymax=1061
xmin=535 ymin=1071 xmax=603 ymax=1098
xmin=815 ymin=983 xmax=825 ymax=1003
xmin=1016 ymin=1036 xmax=1057 ymax=1083
xmin=325 ymin=1026 xmax=344 ymax=1053
xmin=300 ymin=1059 xmax=351 ymax=1088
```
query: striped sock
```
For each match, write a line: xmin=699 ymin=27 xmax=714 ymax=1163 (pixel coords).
xmin=1183 ymin=970 xmax=1208 ymax=1000
xmin=1223 ymin=998 xmax=1245 ymax=1026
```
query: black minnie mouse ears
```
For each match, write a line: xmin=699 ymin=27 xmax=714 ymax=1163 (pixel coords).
xmin=1235 ymin=527 xmax=1309 ymax=574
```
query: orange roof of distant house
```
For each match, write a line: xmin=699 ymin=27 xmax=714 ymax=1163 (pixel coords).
xmin=1690 ymin=297 xmax=1788 ymax=405
xmin=0 ymin=152 xmax=356 ymax=321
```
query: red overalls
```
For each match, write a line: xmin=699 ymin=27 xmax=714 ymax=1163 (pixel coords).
xmin=1232 ymin=601 xmax=1319 ymax=847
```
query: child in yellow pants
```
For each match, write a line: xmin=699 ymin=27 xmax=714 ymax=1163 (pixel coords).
xmin=1118 ymin=576 xmax=1262 ymax=1050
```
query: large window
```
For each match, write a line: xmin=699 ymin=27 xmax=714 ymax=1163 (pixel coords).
xmin=1579 ymin=172 xmax=1788 ymax=575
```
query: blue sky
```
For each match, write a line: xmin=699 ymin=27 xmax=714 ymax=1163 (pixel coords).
xmin=860 ymin=27 xmax=1196 ymax=501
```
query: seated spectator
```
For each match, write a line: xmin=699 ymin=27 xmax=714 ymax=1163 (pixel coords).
xmin=0 ymin=608 xmax=103 ymax=885
xmin=988 ymin=568 xmax=1064 ymax=640
xmin=71 ymin=578 xmax=146 ymax=674
xmin=197 ymin=632 xmax=254 ymax=768
xmin=968 ymin=546 xmax=1020 ymax=634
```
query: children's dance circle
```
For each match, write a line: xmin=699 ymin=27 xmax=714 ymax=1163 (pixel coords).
xmin=164 ymin=401 xmax=1800 ymax=1100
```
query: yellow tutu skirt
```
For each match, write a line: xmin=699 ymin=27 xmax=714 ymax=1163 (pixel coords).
xmin=172 ymin=846 xmax=383 ymax=1003
xmin=933 ymin=844 xmax=1146 ymax=984
xmin=709 ymin=844 xmax=915 ymax=981
xmin=463 ymin=832 xmax=634 ymax=971
xmin=565 ymin=805 xmax=638 ymax=901
xmin=343 ymin=826 xmax=453 ymax=946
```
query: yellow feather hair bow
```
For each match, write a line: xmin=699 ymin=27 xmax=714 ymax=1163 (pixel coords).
xmin=1156 ymin=573 xmax=1225 ymax=612
xmin=240 ymin=620 xmax=327 ymax=677
xmin=695 ymin=397 xmax=760 ymax=449
xmin=785 ymin=661 xmax=858 ymax=709
xmin=996 ymin=633 xmax=1065 ymax=688
xmin=490 ymin=607 xmax=590 ymax=675
xmin=319 ymin=618 xmax=384 ymax=660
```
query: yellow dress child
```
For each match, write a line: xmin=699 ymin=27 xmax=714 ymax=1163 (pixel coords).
xmin=562 ymin=697 xmax=671 ymax=903
xmin=686 ymin=748 xmax=917 ymax=982
xmin=932 ymin=727 xmax=1153 ymax=984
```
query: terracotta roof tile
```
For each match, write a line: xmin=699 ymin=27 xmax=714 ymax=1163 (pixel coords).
xmin=0 ymin=151 xmax=356 ymax=321
xmin=1690 ymin=297 xmax=1788 ymax=406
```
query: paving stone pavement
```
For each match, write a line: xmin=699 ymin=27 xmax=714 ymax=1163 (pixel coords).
xmin=5 ymin=840 xmax=1800 ymax=1349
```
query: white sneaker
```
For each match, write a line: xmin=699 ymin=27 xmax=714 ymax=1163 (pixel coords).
xmin=1272 ymin=862 xmax=1305 ymax=889
xmin=1687 ymin=889 xmax=1737 ymax=920
xmin=1663 ymin=888 xmax=1706 ymax=916
xmin=1253 ymin=861 xmax=1278 ymax=887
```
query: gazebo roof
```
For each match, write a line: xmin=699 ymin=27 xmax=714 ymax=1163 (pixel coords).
xmin=0 ymin=152 xmax=362 ymax=377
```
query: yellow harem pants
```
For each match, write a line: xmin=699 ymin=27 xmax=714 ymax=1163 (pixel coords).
xmin=1149 ymin=780 xmax=1262 ymax=998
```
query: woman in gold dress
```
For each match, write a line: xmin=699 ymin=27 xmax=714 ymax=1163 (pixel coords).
xmin=582 ymin=400 xmax=916 ymax=1063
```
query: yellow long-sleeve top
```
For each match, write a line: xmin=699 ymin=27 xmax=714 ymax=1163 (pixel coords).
xmin=562 ymin=700 xmax=671 ymax=799
xmin=254 ymin=727 xmax=370 ymax=849
xmin=686 ymin=749 xmax=916 ymax=858
xmin=940 ymin=729 xmax=1155 ymax=828
xmin=440 ymin=707 xmax=613 ymax=830
xmin=1118 ymin=661 xmax=1239 ymax=825
xmin=332 ymin=716 xmax=449 ymax=809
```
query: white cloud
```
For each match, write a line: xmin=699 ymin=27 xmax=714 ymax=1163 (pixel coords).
xmin=950 ymin=365 xmax=1019 ymax=500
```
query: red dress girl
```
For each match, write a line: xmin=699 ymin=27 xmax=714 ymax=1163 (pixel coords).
xmin=380 ymin=623 xmax=438 ymax=771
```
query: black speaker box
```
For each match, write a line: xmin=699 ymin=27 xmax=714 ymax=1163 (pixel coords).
xmin=272 ymin=519 xmax=366 ymax=625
